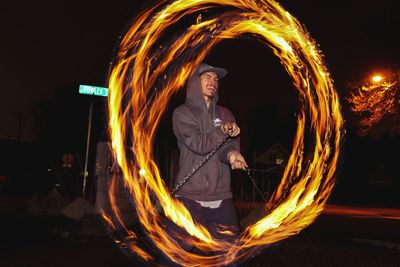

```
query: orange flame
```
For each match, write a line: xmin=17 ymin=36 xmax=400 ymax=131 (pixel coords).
xmin=104 ymin=0 xmax=344 ymax=265
xmin=347 ymin=73 xmax=399 ymax=136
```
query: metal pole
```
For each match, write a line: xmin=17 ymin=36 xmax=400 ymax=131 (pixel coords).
xmin=82 ymin=96 xmax=93 ymax=198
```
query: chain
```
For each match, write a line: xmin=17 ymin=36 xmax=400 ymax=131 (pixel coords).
xmin=171 ymin=134 xmax=230 ymax=196
xmin=246 ymin=168 xmax=267 ymax=202
xmin=171 ymin=128 xmax=267 ymax=204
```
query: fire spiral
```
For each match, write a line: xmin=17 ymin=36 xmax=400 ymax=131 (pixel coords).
xmin=104 ymin=0 xmax=344 ymax=265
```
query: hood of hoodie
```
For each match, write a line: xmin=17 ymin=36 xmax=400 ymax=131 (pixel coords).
xmin=185 ymin=66 xmax=219 ymax=112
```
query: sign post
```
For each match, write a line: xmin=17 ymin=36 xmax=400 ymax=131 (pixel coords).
xmin=79 ymin=84 xmax=108 ymax=199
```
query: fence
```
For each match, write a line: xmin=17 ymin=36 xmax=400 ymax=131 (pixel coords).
xmin=232 ymin=166 xmax=282 ymax=219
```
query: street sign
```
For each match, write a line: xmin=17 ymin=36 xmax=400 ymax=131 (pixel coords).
xmin=78 ymin=84 xmax=108 ymax=198
xmin=79 ymin=84 xmax=108 ymax=97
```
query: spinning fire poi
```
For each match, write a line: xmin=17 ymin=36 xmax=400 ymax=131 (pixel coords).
xmin=101 ymin=0 xmax=344 ymax=266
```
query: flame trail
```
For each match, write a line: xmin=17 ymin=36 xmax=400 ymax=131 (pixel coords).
xmin=104 ymin=0 xmax=344 ymax=265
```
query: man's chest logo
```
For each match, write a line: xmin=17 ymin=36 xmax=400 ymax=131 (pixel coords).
xmin=213 ymin=118 xmax=222 ymax=127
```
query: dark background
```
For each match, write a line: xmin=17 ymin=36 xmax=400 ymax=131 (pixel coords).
xmin=1 ymin=0 xmax=399 ymax=209
xmin=0 ymin=1 xmax=399 ymax=266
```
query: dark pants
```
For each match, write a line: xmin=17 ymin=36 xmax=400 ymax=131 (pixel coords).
xmin=159 ymin=197 xmax=239 ymax=266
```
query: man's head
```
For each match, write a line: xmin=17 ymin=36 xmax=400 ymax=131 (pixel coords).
xmin=197 ymin=63 xmax=227 ymax=101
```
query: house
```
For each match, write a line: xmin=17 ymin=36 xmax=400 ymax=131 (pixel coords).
xmin=254 ymin=142 xmax=290 ymax=166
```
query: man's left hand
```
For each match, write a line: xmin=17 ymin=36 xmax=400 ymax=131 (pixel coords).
xmin=227 ymin=151 xmax=248 ymax=170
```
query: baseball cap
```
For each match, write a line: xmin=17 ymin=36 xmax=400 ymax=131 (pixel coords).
xmin=197 ymin=63 xmax=228 ymax=79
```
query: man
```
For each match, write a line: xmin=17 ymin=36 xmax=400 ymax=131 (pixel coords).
xmin=171 ymin=62 xmax=247 ymax=255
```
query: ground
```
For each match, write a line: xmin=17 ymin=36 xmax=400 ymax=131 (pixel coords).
xmin=1 ymin=196 xmax=399 ymax=267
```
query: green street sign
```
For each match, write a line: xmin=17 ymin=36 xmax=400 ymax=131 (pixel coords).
xmin=79 ymin=84 xmax=108 ymax=97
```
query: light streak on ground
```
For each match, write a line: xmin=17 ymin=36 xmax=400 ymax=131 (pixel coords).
xmin=323 ymin=205 xmax=400 ymax=220
xmin=104 ymin=0 xmax=344 ymax=265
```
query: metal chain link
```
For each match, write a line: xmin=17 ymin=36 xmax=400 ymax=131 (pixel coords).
xmin=246 ymin=168 xmax=267 ymax=202
xmin=171 ymin=128 xmax=267 ymax=204
xmin=171 ymin=134 xmax=230 ymax=196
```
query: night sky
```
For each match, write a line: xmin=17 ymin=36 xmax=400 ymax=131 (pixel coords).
xmin=1 ymin=0 xmax=399 ymax=203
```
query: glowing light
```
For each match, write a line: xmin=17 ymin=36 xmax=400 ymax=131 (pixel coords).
xmin=139 ymin=168 xmax=146 ymax=176
xmin=372 ymin=75 xmax=383 ymax=83
xmin=104 ymin=0 xmax=344 ymax=266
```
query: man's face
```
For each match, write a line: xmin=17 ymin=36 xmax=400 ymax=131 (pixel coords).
xmin=200 ymin=71 xmax=219 ymax=100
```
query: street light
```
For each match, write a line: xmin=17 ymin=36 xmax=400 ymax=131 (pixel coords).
xmin=371 ymin=74 xmax=383 ymax=83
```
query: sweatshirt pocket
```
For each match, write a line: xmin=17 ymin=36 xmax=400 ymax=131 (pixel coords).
xmin=203 ymin=160 xmax=219 ymax=193
xmin=183 ymin=171 xmax=207 ymax=194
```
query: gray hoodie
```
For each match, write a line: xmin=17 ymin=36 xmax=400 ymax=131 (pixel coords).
xmin=172 ymin=66 xmax=240 ymax=201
